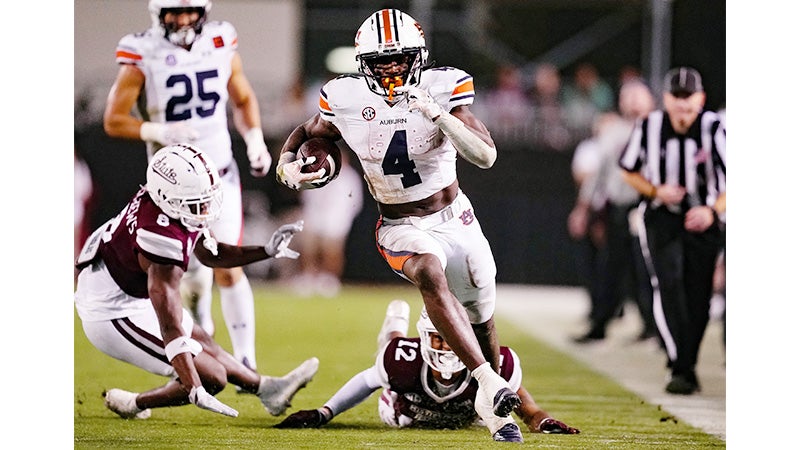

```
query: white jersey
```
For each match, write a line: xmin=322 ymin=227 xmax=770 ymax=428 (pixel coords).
xmin=318 ymin=67 xmax=476 ymax=204
xmin=115 ymin=21 xmax=237 ymax=169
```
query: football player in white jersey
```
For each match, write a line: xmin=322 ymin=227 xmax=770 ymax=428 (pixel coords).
xmin=74 ymin=144 xmax=318 ymax=420
xmin=103 ymin=0 xmax=272 ymax=371
xmin=275 ymin=9 xmax=524 ymax=443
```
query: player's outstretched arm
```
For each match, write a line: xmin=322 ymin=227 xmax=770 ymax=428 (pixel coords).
xmin=514 ymin=386 xmax=579 ymax=434
xmin=194 ymin=222 xmax=303 ymax=267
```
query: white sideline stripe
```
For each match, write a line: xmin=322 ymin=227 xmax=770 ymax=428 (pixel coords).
xmin=494 ymin=284 xmax=726 ymax=441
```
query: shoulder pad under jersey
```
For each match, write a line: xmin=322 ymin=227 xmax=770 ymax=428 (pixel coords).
xmin=202 ymin=20 xmax=238 ymax=50
xmin=419 ymin=66 xmax=475 ymax=110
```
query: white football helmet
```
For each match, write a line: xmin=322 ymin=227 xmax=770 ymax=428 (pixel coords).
xmin=146 ymin=144 xmax=223 ymax=232
xmin=354 ymin=9 xmax=429 ymax=102
xmin=417 ymin=307 xmax=466 ymax=380
xmin=149 ymin=0 xmax=212 ymax=47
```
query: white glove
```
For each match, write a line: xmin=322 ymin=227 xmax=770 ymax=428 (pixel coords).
xmin=275 ymin=151 xmax=327 ymax=190
xmin=244 ymin=128 xmax=272 ymax=177
xmin=394 ymin=85 xmax=443 ymax=121
xmin=188 ymin=385 xmax=239 ymax=417
xmin=140 ymin=121 xmax=199 ymax=145
xmin=265 ymin=220 xmax=304 ymax=259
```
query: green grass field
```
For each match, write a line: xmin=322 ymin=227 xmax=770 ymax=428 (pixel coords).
xmin=74 ymin=282 xmax=724 ymax=449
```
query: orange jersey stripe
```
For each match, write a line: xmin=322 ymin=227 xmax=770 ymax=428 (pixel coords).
xmin=381 ymin=9 xmax=393 ymax=42
xmin=383 ymin=251 xmax=412 ymax=273
xmin=452 ymin=80 xmax=474 ymax=96
xmin=318 ymin=95 xmax=331 ymax=112
xmin=116 ymin=50 xmax=142 ymax=61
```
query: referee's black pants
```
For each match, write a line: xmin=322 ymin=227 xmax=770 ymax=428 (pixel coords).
xmin=590 ymin=203 xmax=654 ymax=336
xmin=641 ymin=206 xmax=723 ymax=379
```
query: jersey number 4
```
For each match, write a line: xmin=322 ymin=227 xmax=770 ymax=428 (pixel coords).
xmin=165 ymin=70 xmax=221 ymax=121
xmin=382 ymin=130 xmax=422 ymax=188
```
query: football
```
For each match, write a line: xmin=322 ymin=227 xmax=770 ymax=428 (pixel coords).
xmin=297 ymin=137 xmax=342 ymax=187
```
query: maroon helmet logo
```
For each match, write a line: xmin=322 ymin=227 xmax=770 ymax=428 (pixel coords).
xmin=152 ymin=156 xmax=178 ymax=185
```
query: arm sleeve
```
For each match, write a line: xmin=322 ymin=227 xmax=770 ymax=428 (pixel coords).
xmin=323 ymin=366 xmax=382 ymax=417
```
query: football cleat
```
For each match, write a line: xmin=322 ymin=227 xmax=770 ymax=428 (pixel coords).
xmin=377 ymin=299 xmax=410 ymax=350
xmin=103 ymin=388 xmax=151 ymax=419
xmin=492 ymin=422 xmax=524 ymax=443
xmin=258 ymin=357 xmax=320 ymax=416
xmin=493 ymin=387 xmax=522 ymax=418
xmin=274 ymin=408 xmax=329 ymax=428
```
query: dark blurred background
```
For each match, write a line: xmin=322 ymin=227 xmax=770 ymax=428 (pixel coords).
xmin=74 ymin=0 xmax=725 ymax=287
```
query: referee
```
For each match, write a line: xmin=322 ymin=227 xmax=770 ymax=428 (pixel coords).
xmin=618 ymin=67 xmax=726 ymax=395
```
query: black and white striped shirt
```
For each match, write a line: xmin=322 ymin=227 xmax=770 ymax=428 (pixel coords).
xmin=619 ymin=109 xmax=726 ymax=211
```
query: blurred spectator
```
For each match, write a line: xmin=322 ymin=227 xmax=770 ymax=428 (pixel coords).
xmin=562 ymin=62 xmax=615 ymax=142
xmin=567 ymin=113 xmax=613 ymax=328
xmin=569 ymin=79 xmax=658 ymax=344
xmin=616 ymin=65 xmax=643 ymax=89
xmin=291 ymin=150 xmax=364 ymax=298
xmin=527 ymin=63 xmax=571 ymax=151
xmin=475 ymin=64 xmax=534 ymax=142
xmin=265 ymin=74 xmax=320 ymax=143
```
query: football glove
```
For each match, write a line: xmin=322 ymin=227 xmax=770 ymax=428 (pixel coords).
xmin=265 ymin=220 xmax=304 ymax=259
xmin=275 ymin=151 xmax=327 ymax=190
xmin=140 ymin=121 xmax=199 ymax=145
xmin=274 ymin=408 xmax=330 ymax=428
xmin=395 ymin=85 xmax=443 ymax=121
xmin=538 ymin=417 xmax=580 ymax=434
xmin=244 ymin=128 xmax=272 ymax=177
xmin=188 ymin=386 xmax=239 ymax=418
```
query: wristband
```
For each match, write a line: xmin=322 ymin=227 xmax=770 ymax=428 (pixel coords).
xmin=139 ymin=122 xmax=163 ymax=142
xmin=648 ymin=185 xmax=657 ymax=199
xmin=244 ymin=128 xmax=265 ymax=149
xmin=164 ymin=336 xmax=203 ymax=361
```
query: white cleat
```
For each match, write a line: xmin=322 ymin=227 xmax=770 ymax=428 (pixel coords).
xmin=258 ymin=357 xmax=320 ymax=416
xmin=103 ymin=388 xmax=151 ymax=419
xmin=377 ymin=299 xmax=410 ymax=350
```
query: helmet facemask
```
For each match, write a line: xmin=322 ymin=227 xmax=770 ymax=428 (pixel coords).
xmin=164 ymin=185 xmax=222 ymax=231
xmin=159 ymin=7 xmax=207 ymax=47
xmin=417 ymin=309 xmax=466 ymax=380
xmin=149 ymin=0 xmax=212 ymax=48
xmin=358 ymin=49 xmax=425 ymax=102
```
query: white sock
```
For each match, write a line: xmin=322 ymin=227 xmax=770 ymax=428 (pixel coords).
xmin=220 ymin=274 xmax=256 ymax=369
xmin=195 ymin=289 xmax=215 ymax=335
xmin=181 ymin=264 xmax=214 ymax=335
xmin=471 ymin=362 xmax=508 ymax=399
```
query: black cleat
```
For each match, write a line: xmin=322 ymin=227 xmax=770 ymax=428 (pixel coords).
xmin=492 ymin=422 xmax=524 ymax=443
xmin=665 ymin=374 xmax=700 ymax=395
xmin=571 ymin=329 xmax=605 ymax=343
xmin=493 ymin=387 xmax=521 ymax=417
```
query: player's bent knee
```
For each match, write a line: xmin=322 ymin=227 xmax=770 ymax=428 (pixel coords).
xmin=195 ymin=353 xmax=228 ymax=394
